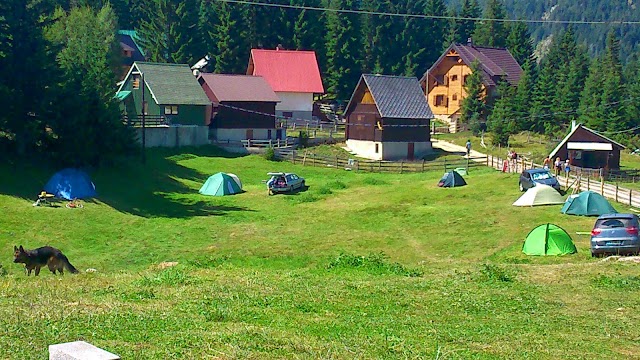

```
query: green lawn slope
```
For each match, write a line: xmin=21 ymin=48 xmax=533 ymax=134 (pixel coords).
xmin=1 ymin=146 xmax=639 ymax=359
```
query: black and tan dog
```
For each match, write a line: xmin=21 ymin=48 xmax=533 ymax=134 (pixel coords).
xmin=13 ymin=245 xmax=79 ymax=276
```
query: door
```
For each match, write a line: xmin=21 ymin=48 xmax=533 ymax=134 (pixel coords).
xmin=267 ymin=129 xmax=272 ymax=139
xmin=408 ymin=142 xmax=415 ymax=160
xmin=276 ymin=129 xmax=282 ymax=140
xmin=246 ymin=129 xmax=253 ymax=139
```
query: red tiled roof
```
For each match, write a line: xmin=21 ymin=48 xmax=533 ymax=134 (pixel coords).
xmin=199 ymin=74 xmax=280 ymax=103
xmin=247 ymin=49 xmax=324 ymax=93
xmin=425 ymin=43 xmax=523 ymax=87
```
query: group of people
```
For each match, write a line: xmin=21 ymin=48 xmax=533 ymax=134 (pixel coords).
xmin=543 ymin=156 xmax=571 ymax=175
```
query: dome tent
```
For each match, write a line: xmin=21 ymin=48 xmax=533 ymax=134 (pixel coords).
xmin=44 ymin=168 xmax=97 ymax=200
xmin=561 ymin=191 xmax=617 ymax=216
xmin=437 ymin=171 xmax=466 ymax=188
xmin=199 ymin=172 xmax=242 ymax=196
xmin=522 ymin=223 xmax=577 ymax=256
xmin=513 ymin=184 xmax=565 ymax=207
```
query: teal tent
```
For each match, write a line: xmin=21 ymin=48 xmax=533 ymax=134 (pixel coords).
xmin=522 ymin=223 xmax=577 ymax=256
xmin=199 ymin=172 xmax=242 ymax=196
xmin=561 ymin=191 xmax=617 ymax=216
xmin=438 ymin=171 xmax=466 ymax=188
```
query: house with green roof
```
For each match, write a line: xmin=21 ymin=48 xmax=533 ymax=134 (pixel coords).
xmin=116 ymin=62 xmax=211 ymax=126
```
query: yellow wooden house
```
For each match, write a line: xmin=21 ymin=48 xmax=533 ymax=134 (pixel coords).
xmin=420 ymin=40 xmax=523 ymax=133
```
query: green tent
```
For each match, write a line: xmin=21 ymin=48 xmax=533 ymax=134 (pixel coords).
xmin=560 ymin=191 xmax=617 ymax=216
xmin=522 ymin=223 xmax=577 ymax=256
xmin=437 ymin=171 xmax=467 ymax=188
xmin=199 ymin=172 xmax=242 ymax=196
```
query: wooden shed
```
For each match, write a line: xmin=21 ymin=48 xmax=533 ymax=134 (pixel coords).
xmin=198 ymin=74 xmax=282 ymax=141
xmin=344 ymin=74 xmax=433 ymax=161
xmin=549 ymin=122 xmax=625 ymax=170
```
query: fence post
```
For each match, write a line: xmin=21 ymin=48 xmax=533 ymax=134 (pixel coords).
xmin=615 ymin=183 xmax=619 ymax=203
xmin=601 ymin=177 xmax=604 ymax=196
xmin=378 ymin=160 xmax=382 ymax=172
xmin=247 ymin=139 xmax=251 ymax=148
xmin=400 ymin=160 xmax=404 ymax=174
xmin=630 ymin=189 xmax=633 ymax=206
xmin=335 ymin=155 xmax=338 ymax=168
xmin=422 ymin=159 xmax=425 ymax=172
xmin=269 ymin=139 xmax=272 ymax=148
xmin=292 ymin=150 xmax=295 ymax=164
xmin=466 ymin=156 xmax=469 ymax=172
xmin=587 ymin=176 xmax=590 ymax=191
xmin=486 ymin=156 xmax=489 ymax=167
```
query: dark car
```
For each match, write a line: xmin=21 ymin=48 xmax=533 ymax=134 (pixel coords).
xmin=519 ymin=168 xmax=561 ymax=192
xmin=266 ymin=172 xmax=305 ymax=195
xmin=590 ymin=213 xmax=640 ymax=257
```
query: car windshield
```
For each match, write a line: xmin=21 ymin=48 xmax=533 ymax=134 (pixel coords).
xmin=531 ymin=171 xmax=552 ymax=180
xmin=595 ymin=218 xmax=634 ymax=229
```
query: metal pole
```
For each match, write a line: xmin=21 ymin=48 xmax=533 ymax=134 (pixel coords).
xmin=141 ymin=72 xmax=146 ymax=164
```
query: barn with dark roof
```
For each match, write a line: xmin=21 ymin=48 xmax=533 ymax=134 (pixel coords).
xmin=344 ymin=74 xmax=433 ymax=160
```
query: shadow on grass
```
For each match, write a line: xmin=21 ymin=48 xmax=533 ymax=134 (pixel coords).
xmin=270 ymin=185 xmax=310 ymax=196
xmin=0 ymin=145 xmax=254 ymax=218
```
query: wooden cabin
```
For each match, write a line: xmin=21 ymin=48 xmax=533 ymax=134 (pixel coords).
xmin=344 ymin=74 xmax=433 ymax=161
xmin=116 ymin=62 xmax=210 ymax=126
xmin=198 ymin=74 xmax=283 ymax=141
xmin=549 ymin=122 xmax=625 ymax=171
xmin=420 ymin=40 xmax=522 ymax=133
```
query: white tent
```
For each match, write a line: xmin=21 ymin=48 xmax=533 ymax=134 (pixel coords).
xmin=513 ymin=184 xmax=565 ymax=207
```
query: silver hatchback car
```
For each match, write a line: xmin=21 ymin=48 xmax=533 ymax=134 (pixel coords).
xmin=590 ymin=213 xmax=640 ymax=257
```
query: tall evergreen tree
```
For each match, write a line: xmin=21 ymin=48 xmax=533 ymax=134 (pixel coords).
xmin=512 ymin=59 xmax=535 ymax=132
xmin=599 ymin=30 xmax=626 ymax=132
xmin=506 ymin=21 xmax=534 ymax=66
xmin=448 ymin=0 xmax=480 ymax=45
xmin=472 ymin=0 xmax=508 ymax=48
xmin=210 ymin=2 xmax=247 ymax=73
xmin=529 ymin=64 xmax=556 ymax=135
xmin=487 ymin=81 xmax=516 ymax=146
xmin=137 ymin=0 xmax=198 ymax=64
xmin=325 ymin=0 xmax=361 ymax=100
xmin=460 ymin=60 xmax=486 ymax=129
xmin=578 ymin=57 xmax=605 ymax=130
xmin=45 ymin=5 xmax=136 ymax=166
xmin=0 ymin=0 xmax=53 ymax=155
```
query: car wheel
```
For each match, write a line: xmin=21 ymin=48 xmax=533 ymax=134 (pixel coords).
xmin=301 ymin=181 xmax=305 ymax=188
xmin=519 ymin=182 xmax=524 ymax=192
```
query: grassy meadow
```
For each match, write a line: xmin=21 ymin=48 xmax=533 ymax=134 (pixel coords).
xmin=1 ymin=146 xmax=640 ymax=359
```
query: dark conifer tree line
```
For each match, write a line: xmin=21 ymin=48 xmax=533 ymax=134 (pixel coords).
xmin=2 ymin=0 xmax=640 ymax=166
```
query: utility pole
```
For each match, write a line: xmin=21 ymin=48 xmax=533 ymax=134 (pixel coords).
xmin=141 ymin=72 xmax=146 ymax=164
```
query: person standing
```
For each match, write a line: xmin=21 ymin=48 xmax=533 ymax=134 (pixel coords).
xmin=543 ymin=156 xmax=551 ymax=170
xmin=465 ymin=139 xmax=472 ymax=157
xmin=564 ymin=159 xmax=571 ymax=175
xmin=554 ymin=157 xmax=562 ymax=176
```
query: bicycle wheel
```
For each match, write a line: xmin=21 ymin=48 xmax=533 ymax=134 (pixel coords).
xmin=76 ymin=203 xmax=84 ymax=208
xmin=65 ymin=203 xmax=73 ymax=209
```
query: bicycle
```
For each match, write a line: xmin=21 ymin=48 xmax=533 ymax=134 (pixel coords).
xmin=65 ymin=198 xmax=84 ymax=209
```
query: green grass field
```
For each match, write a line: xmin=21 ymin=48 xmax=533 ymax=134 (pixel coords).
xmin=1 ymin=146 xmax=640 ymax=359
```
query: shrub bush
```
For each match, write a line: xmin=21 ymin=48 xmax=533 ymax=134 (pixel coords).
xmin=263 ymin=147 xmax=277 ymax=161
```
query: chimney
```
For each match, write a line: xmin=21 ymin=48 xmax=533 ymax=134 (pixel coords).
xmin=467 ymin=37 xmax=473 ymax=46
xmin=571 ymin=120 xmax=578 ymax=131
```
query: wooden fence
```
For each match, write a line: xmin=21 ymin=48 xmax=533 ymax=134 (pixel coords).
xmin=276 ymin=149 xmax=486 ymax=174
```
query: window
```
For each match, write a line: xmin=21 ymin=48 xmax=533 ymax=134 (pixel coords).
xmin=435 ymin=95 xmax=447 ymax=107
xmin=282 ymin=111 xmax=293 ymax=119
xmin=132 ymin=74 xmax=140 ymax=89
xmin=375 ymin=143 xmax=379 ymax=153
xmin=451 ymin=75 xmax=458 ymax=81
xmin=356 ymin=114 xmax=365 ymax=122
xmin=164 ymin=105 xmax=179 ymax=115
xmin=463 ymin=75 xmax=469 ymax=84
xmin=452 ymin=94 xmax=458 ymax=101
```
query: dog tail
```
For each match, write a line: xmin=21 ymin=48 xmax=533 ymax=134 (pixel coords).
xmin=61 ymin=255 xmax=79 ymax=274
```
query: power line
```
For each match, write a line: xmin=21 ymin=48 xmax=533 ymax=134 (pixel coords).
xmin=214 ymin=0 xmax=640 ymax=26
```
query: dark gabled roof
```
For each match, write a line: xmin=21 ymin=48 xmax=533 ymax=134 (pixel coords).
xmin=346 ymin=74 xmax=434 ymax=119
xmin=199 ymin=74 xmax=280 ymax=102
xmin=119 ymin=62 xmax=210 ymax=106
xmin=117 ymin=30 xmax=145 ymax=62
xmin=549 ymin=123 xmax=626 ymax=159
xmin=423 ymin=43 xmax=523 ymax=87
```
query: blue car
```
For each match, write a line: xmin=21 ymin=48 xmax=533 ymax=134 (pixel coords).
xmin=590 ymin=213 xmax=640 ymax=257
xmin=519 ymin=168 xmax=561 ymax=192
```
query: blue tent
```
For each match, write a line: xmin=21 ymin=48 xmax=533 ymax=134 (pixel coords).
xmin=44 ymin=168 xmax=97 ymax=200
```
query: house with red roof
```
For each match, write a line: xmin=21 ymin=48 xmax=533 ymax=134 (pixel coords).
xmin=198 ymin=74 xmax=283 ymax=141
xmin=420 ymin=39 xmax=523 ymax=133
xmin=247 ymin=48 xmax=324 ymax=122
